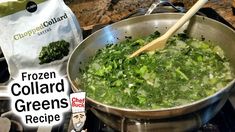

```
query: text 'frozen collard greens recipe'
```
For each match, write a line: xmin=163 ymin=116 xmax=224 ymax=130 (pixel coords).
xmin=0 ymin=0 xmax=84 ymax=127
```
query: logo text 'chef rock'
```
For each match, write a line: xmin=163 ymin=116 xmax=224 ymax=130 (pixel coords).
xmin=70 ymin=92 xmax=86 ymax=131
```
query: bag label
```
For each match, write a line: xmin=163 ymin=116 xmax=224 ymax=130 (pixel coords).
xmin=0 ymin=0 xmax=83 ymax=78
xmin=14 ymin=13 xmax=68 ymax=40
xmin=26 ymin=1 xmax=38 ymax=13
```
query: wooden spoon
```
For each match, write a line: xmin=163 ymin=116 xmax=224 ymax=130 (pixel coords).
xmin=129 ymin=0 xmax=208 ymax=58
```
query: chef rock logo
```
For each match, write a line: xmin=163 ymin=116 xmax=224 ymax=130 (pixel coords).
xmin=9 ymin=69 xmax=70 ymax=127
xmin=70 ymin=92 xmax=86 ymax=131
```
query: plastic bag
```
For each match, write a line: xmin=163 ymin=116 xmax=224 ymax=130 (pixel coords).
xmin=0 ymin=0 xmax=82 ymax=78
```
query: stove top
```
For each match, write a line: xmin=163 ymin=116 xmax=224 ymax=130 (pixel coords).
xmin=0 ymin=6 xmax=235 ymax=132
xmin=69 ymin=101 xmax=234 ymax=132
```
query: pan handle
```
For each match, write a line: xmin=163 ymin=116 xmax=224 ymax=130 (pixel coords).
xmin=145 ymin=0 xmax=185 ymax=15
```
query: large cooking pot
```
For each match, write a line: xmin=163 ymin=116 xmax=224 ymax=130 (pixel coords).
xmin=67 ymin=13 xmax=235 ymax=130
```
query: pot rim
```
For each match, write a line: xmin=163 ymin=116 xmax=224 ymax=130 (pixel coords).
xmin=67 ymin=13 xmax=235 ymax=118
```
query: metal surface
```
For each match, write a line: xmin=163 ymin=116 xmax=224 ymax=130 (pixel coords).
xmin=91 ymin=96 xmax=228 ymax=131
xmin=67 ymin=13 xmax=235 ymax=120
xmin=145 ymin=0 xmax=184 ymax=15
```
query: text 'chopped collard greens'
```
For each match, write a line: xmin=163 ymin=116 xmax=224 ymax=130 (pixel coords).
xmin=0 ymin=0 xmax=82 ymax=78
xmin=81 ymin=31 xmax=234 ymax=109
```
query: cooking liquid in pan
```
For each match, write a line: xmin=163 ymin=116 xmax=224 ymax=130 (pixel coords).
xmin=81 ymin=32 xmax=233 ymax=110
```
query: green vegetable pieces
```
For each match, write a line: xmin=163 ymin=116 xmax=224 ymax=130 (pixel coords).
xmin=81 ymin=32 xmax=233 ymax=109
xmin=39 ymin=40 xmax=70 ymax=64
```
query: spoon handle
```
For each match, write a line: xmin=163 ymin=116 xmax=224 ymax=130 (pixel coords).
xmin=164 ymin=0 xmax=208 ymax=39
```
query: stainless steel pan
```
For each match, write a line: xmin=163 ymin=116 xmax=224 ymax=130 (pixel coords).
xmin=67 ymin=13 xmax=235 ymax=120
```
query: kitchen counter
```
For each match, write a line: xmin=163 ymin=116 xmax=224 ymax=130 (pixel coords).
xmin=67 ymin=0 xmax=235 ymax=29
xmin=177 ymin=0 xmax=235 ymax=28
xmin=67 ymin=0 xmax=154 ymax=29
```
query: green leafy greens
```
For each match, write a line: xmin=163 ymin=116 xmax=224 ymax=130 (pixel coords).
xmin=39 ymin=40 xmax=70 ymax=64
xmin=81 ymin=31 xmax=234 ymax=109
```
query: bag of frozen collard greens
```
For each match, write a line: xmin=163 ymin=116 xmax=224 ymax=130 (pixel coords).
xmin=0 ymin=0 xmax=82 ymax=78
